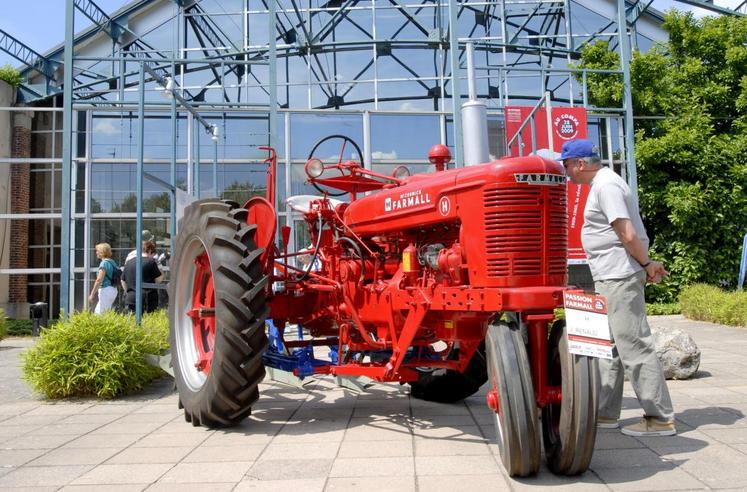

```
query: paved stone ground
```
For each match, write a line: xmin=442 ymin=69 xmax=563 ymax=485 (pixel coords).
xmin=1 ymin=315 xmax=747 ymax=491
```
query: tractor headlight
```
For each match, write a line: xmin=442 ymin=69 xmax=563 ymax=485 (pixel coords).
xmin=305 ymin=159 xmax=324 ymax=179
xmin=392 ymin=165 xmax=411 ymax=180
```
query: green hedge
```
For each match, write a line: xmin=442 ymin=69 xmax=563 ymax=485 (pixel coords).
xmin=680 ymin=284 xmax=747 ymax=327
xmin=22 ymin=310 xmax=170 ymax=399
xmin=0 ymin=309 xmax=6 ymax=341
xmin=7 ymin=319 xmax=33 ymax=336
xmin=647 ymin=302 xmax=681 ymax=316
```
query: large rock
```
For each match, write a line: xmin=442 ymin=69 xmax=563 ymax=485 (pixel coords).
xmin=651 ymin=325 xmax=701 ymax=380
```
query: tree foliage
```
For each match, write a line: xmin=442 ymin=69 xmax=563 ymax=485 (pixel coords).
xmin=112 ymin=192 xmax=171 ymax=213
xmin=0 ymin=65 xmax=23 ymax=88
xmin=576 ymin=12 xmax=747 ymax=302
xmin=221 ymin=180 xmax=266 ymax=205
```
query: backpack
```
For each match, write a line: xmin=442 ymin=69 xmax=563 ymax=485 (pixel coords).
xmin=105 ymin=259 xmax=123 ymax=287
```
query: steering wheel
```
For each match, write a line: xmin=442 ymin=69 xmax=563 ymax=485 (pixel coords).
xmin=306 ymin=134 xmax=364 ymax=197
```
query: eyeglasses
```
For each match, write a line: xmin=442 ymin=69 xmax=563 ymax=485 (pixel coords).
xmin=563 ymin=158 xmax=578 ymax=169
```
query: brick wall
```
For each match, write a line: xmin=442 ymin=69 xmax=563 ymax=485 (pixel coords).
xmin=9 ymin=113 xmax=31 ymax=304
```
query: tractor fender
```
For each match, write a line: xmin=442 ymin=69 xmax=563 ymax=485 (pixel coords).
xmin=243 ymin=196 xmax=277 ymax=274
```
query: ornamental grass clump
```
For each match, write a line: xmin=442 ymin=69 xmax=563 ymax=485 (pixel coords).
xmin=141 ymin=309 xmax=170 ymax=354
xmin=22 ymin=310 xmax=166 ymax=399
xmin=680 ymin=284 xmax=747 ymax=327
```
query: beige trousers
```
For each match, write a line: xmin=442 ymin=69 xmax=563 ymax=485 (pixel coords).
xmin=595 ymin=270 xmax=674 ymax=422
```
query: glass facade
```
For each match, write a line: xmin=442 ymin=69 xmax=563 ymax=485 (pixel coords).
xmin=0 ymin=0 xmax=668 ymax=316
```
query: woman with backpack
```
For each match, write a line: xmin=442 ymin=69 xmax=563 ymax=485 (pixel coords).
xmin=88 ymin=242 xmax=120 ymax=314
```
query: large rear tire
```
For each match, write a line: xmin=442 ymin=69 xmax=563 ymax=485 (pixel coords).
xmin=541 ymin=320 xmax=599 ymax=475
xmin=486 ymin=321 xmax=541 ymax=477
xmin=169 ymin=199 xmax=269 ymax=427
xmin=409 ymin=342 xmax=487 ymax=403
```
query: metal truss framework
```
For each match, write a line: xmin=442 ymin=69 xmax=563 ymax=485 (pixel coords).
xmin=0 ymin=0 xmax=740 ymax=314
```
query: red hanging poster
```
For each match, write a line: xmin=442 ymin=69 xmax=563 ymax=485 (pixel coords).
xmin=505 ymin=106 xmax=591 ymax=263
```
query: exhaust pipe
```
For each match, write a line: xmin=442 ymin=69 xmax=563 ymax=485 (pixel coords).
xmin=461 ymin=43 xmax=490 ymax=167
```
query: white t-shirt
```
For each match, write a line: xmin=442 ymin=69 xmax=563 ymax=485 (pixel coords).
xmin=581 ymin=167 xmax=649 ymax=281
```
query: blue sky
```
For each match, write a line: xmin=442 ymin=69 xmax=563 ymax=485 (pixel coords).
xmin=0 ymin=0 xmax=738 ymax=69
xmin=0 ymin=0 xmax=127 ymax=67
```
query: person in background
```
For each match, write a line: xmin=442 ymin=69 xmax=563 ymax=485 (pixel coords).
xmin=561 ymin=138 xmax=675 ymax=437
xmin=125 ymin=229 xmax=155 ymax=264
xmin=122 ymin=240 xmax=163 ymax=314
xmin=88 ymin=242 xmax=119 ymax=314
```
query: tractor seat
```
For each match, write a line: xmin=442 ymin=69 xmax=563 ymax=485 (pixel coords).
xmin=286 ymin=195 xmax=346 ymax=214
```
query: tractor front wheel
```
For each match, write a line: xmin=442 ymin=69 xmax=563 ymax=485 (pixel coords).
xmin=541 ymin=320 xmax=599 ymax=475
xmin=486 ymin=321 xmax=541 ymax=477
xmin=169 ymin=199 xmax=269 ymax=427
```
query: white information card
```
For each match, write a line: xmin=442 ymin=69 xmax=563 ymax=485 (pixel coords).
xmin=563 ymin=290 xmax=613 ymax=359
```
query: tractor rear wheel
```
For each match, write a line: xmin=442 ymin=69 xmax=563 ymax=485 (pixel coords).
xmin=541 ymin=320 xmax=599 ymax=475
xmin=409 ymin=342 xmax=487 ymax=403
xmin=169 ymin=199 xmax=269 ymax=427
xmin=486 ymin=321 xmax=541 ymax=477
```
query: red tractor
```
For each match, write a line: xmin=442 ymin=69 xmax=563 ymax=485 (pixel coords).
xmin=169 ymin=136 xmax=599 ymax=477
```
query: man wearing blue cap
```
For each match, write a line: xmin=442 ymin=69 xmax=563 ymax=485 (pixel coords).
xmin=561 ymin=138 xmax=675 ymax=437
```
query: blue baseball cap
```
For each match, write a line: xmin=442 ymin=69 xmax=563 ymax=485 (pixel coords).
xmin=560 ymin=139 xmax=598 ymax=160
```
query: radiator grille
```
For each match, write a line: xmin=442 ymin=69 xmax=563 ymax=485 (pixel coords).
xmin=483 ymin=184 xmax=567 ymax=278
xmin=548 ymin=187 xmax=568 ymax=257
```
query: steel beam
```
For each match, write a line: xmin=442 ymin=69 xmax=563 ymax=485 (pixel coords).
xmin=617 ymin=0 xmax=638 ymax=194
xmin=60 ymin=0 xmax=75 ymax=317
xmin=448 ymin=0 xmax=463 ymax=167
xmin=73 ymin=0 xmax=126 ymax=41
xmin=136 ymin=61 xmax=145 ymax=323
xmin=673 ymin=0 xmax=745 ymax=16
xmin=0 ymin=28 xmax=58 ymax=79
xmin=626 ymin=0 xmax=656 ymax=24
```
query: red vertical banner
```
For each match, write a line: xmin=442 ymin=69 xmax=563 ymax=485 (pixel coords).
xmin=566 ymin=181 xmax=589 ymax=262
xmin=505 ymin=106 xmax=591 ymax=263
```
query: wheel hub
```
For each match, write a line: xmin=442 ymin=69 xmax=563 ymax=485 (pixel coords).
xmin=188 ymin=252 xmax=216 ymax=375
xmin=486 ymin=388 xmax=500 ymax=412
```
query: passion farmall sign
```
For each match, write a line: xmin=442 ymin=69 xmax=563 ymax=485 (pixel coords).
xmin=504 ymin=106 xmax=591 ymax=264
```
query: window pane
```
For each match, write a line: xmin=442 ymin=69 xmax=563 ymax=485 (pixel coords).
xmin=290 ymin=113 xmax=363 ymax=160
xmin=371 ymin=114 xmax=439 ymax=162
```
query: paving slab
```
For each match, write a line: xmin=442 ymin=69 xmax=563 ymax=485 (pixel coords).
xmin=245 ymin=458 xmax=333 ymax=480
xmin=28 ymin=446 xmax=121 ymax=466
xmin=337 ymin=439 xmax=413 ymax=458
xmin=146 ymin=483 xmax=235 ymax=492
xmin=70 ymin=463 xmax=173 ymax=485
xmin=0 ymin=464 xmax=94 ymax=487
xmin=0 ymin=448 xmax=47 ymax=467
xmin=234 ymin=477 xmax=326 ymax=492
xmin=416 ymin=474 xmax=509 ymax=492
xmin=106 ymin=446 xmax=196 ymax=464
xmin=62 ymin=485 xmax=146 ymax=492
xmin=328 ymin=476 xmax=417 ymax=492
xmin=2 ymin=316 xmax=747 ymax=490
xmin=330 ymin=456 xmax=415 ymax=477
xmin=183 ymin=443 xmax=266 ymax=462
xmin=157 ymin=460 xmax=253 ymax=483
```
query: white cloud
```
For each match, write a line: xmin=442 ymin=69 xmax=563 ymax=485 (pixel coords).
xmin=657 ymin=0 xmax=744 ymax=18
xmin=94 ymin=119 xmax=120 ymax=136
xmin=398 ymin=102 xmax=418 ymax=112
xmin=372 ymin=150 xmax=398 ymax=160
xmin=320 ymin=148 xmax=363 ymax=161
